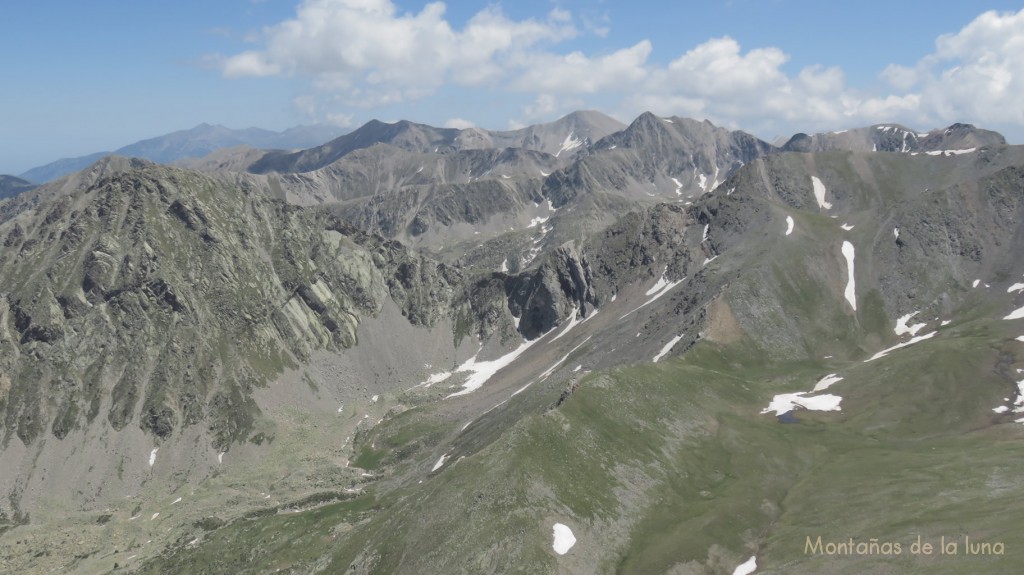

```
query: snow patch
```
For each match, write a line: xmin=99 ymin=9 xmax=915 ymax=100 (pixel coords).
xmin=218 ymin=452 xmax=224 ymax=464
xmin=893 ymin=227 xmax=900 ymax=240
xmin=621 ymin=274 xmax=686 ymax=319
xmin=894 ymin=311 xmax=927 ymax=337
xmin=149 ymin=448 xmax=158 ymax=468
xmin=812 ymin=374 xmax=844 ymax=392
xmin=552 ymin=523 xmax=577 ymax=555
xmin=1005 ymin=306 xmax=1024 ymax=321
xmin=500 ymin=258 xmax=509 ymax=273
xmin=420 ymin=371 xmax=453 ymax=388
xmin=973 ymin=279 xmax=981 ymax=288
xmin=1008 ymin=283 xmax=1024 ymax=294
xmin=785 ymin=216 xmax=794 ymax=236
xmin=445 ymin=338 xmax=540 ymax=398
xmin=653 ymin=334 xmax=684 ymax=363
xmin=538 ymin=336 xmax=592 ymax=382
xmin=150 ymin=513 xmax=160 ymax=521
xmin=527 ymin=216 xmax=549 ymax=228
xmin=865 ymin=331 xmax=938 ymax=362
xmin=703 ymin=255 xmax=719 ymax=266
xmin=840 ymin=223 xmax=854 ymax=231
xmin=573 ymin=365 xmax=582 ymax=372
xmin=1016 ymin=336 xmax=1024 ymax=342
xmin=171 ymin=497 xmax=182 ymax=505
xmin=371 ymin=395 xmax=379 ymax=403
xmin=645 ymin=269 xmax=672 ymax=296
xmin=732 ymin=556 xmax=758 ymax=575
xmin=994 ymin=406 xmax=1010 ymax=413
xmin=925 ymin=148 xmax=976 ymax=156
xmin=762 ymin=392 xmax=842 ymax=416
xmin=610 ymin=293 xmax=617 ymax=302
xmin=702 ymin=224 xmax=709 ymax=242
xmin=810 ymin=176 xmax=832 ymax=209
xmin=841 ymin=241 xmax=856 ymax=310
xmin=431 ymin=453 xmax=449 ymax=472
xmin=555 ymin=132 xmax=583 ymax=157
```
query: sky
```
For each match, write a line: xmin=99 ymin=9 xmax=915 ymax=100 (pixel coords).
xmin=2 ymin=0 xmax=1024 ymax=175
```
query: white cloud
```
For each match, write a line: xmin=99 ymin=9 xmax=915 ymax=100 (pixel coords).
xmin=510 ymin=41 xmax=651 ymax=94
xmin=443 ymin=117 xmax=474 ymax=129
xmin=222 ymin=0 xmax=575 ymax=103
xmin=221 ymin=4 xmax=1024 ymax=141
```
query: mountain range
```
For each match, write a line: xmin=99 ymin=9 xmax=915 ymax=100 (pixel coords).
xmin=0 ymin=110 xmax=1022 ymax=575
xmin=16 ymin=123 xmax=347 ymax=184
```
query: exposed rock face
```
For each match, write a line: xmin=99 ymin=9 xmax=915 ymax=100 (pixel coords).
xmin=508 ymin=243 xmax=599 ymax=339
xmin=0 ymin=165 xmax=480 ymax=452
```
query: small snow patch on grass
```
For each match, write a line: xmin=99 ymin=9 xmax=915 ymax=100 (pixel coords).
xmin=785 ymin=216 xmax=794 ymax=236
xmin=653 ymin=334 xmax=684 ymax=363
xmin=812 ymin=374 xmax=844 ymax=392
xmin=149 ymin=448 xmax=158 ymax=467
xmin=1005 ymin=306 xmax=1024 ymax=321
xmin=732 ymin=555 xmax=758 ymax=575
xmin=552 ymin=523 xmax=576 ymax=555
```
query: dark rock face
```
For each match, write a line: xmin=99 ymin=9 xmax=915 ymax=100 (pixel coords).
xmin=507 ymin=244 xmax=598 ymax=339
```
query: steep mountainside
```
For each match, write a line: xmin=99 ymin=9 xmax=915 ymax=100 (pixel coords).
xmin=2 ymin=116 xmax=1023 ymax=575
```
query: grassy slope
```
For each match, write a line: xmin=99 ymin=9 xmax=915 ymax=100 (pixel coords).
xmin=141 ymin=310 xmax=1024 ymax=574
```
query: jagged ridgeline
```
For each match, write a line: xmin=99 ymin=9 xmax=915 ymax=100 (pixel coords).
xmin=0 ymin=162 xmax=488 ymax=449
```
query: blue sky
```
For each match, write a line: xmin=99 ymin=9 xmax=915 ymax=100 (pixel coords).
xmin=2 ymin=1 xmax=1023 ymax=175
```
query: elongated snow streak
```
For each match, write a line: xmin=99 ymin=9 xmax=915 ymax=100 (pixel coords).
xmin=552 ymin=523 xmax=577 ymax=555
xmin=785 ymin=216 xmax=794 ymax=236
xmin=703 ymin=256 xmax=719 ymax=266
xmin=812 ymin=374 xmax=844 ymax=392
xmin=840 ymin=223 xmax=854 ymax=231
xmin=1005 ymin=306 xmax=1024 ymax=321
xmin=1008 ymin=283 xmax=1024 ymax=294
xmin=893 ymin=227 xmax=900 ymax=240
xmin=841 ymin=241 xmax=856 ymax=310
xmin=864 ymin=331 xmax=938 ymax=362
xmin=732 ymin=556 xmax=758 ymax=575
xmin=653 ymin=334 xmax=684 ymax=363
xmin=431 ymin=453 xmax=449 ymax=472
xmin=973 ymin=279 xmax=981 ymax=288
xmin=539 ymin=337 xmax=593 ymax=383
xmin=702 ymin=224 xmax=709 ymax=242
xmin=621 ymin=276 xmax=686 ymax=319
xmin=1016 ymin=336 xmax=1024 ymax=342
xmin=551 ymin=306 xmax=597 ymax=343
xmin=894 ymin=311 xmax=927 ymax=336
xmin=149 ymin=448 xmax=158 ymax=467
xmin=811 ymin=176 xmax=832 ymax=209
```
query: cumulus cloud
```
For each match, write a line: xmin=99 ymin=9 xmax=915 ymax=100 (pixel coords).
xmin=222 ymin=0 xmax=574 ymax=103
xmin=220 ymin=3 xmax=1024 ymax=140
xmin=443 ymin=118 xmax=474 ymax=129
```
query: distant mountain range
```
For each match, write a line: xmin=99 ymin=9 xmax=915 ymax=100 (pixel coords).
xmin=17 ymin=123 xmax=346 ymax=183
xmin=0 ymin=175 xmax=36 ymax=200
